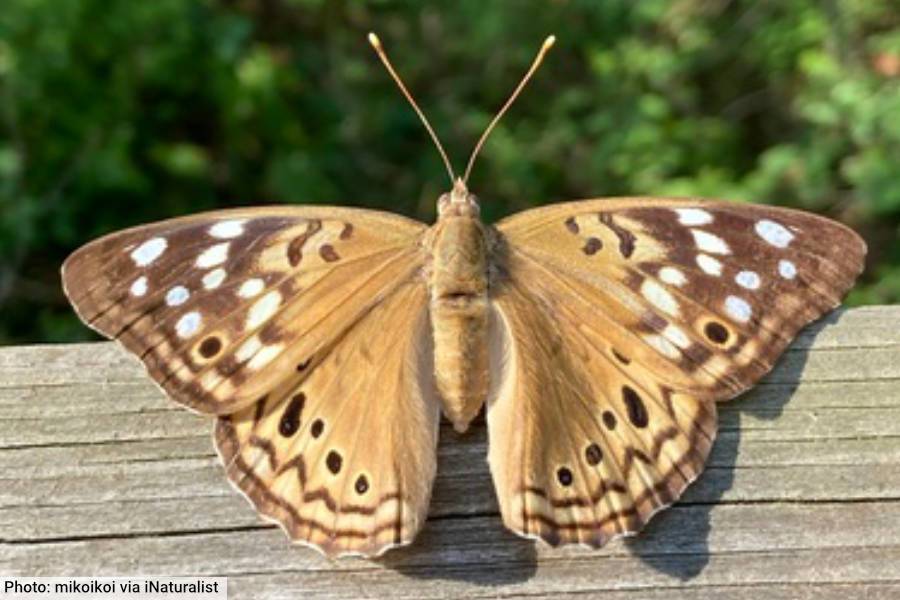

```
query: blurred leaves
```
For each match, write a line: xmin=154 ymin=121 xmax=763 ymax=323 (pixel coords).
xmin=0 ymin=0 xmax=899 ymax=343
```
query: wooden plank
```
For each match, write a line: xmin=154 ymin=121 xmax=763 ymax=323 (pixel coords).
xmin=1 ymin=306 xmax=899 ymax=598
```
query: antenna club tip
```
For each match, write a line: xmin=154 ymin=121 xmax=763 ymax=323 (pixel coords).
xmin=368 ymin=32 xmax=382 ymax=49
xmin=543 ymin=35 xmax=556 ymax=50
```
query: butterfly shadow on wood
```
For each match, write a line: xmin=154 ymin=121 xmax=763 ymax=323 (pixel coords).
xmin=622 ymin=309 xmax=837 ymax=580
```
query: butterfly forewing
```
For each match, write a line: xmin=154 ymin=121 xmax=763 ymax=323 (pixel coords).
xmin=497 ymin=198 xmax=865 ymax=399
xmin=489 ymin=198 xmax=865 ymax=546
xmin=62 ymin=207 xmax=427 ymax=414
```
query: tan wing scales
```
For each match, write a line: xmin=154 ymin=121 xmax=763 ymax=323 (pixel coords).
xmin=62 ymin=206 xmax=427 ymax=414
xmin=496 ymin=198 xmax=865 ymax=400
xmin=488 ymin=272 xmax=715 ymax=546
xmin=215 ymin=278 xmax=439 ymax=557
xmin=488 ymin=197 xmax=864 ymax=546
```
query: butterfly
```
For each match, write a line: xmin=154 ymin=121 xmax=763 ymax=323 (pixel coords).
xmin=61 ymin=34 xmax=866 ymax=558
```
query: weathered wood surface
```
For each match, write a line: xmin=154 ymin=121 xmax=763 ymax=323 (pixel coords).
xmin=1 ymin=305 xmax=899 ymax=599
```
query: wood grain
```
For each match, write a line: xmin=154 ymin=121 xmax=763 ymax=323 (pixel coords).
xmin=1 ymin=306 xmax=899 ymax=598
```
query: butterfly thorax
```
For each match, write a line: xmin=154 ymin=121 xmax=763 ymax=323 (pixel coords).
xmin=427 ymin=180 xmax=490 ymax=433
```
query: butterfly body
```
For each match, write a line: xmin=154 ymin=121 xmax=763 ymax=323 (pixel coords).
xmin=429 ymin=179 xmax=492 ymax=432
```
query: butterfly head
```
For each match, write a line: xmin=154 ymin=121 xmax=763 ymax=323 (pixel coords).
xmin=438 ymin=178 xmax=480 ymax=218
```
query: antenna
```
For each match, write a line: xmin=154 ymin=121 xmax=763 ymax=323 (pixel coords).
xmin=368 ymin=32 xmax=456 ymax=185
xmin=463 ymin=35 xmax=555 ymax=184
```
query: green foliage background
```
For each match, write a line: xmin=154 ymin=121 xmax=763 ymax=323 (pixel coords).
xmin=1 ymin=0 xmax=898 ymax=344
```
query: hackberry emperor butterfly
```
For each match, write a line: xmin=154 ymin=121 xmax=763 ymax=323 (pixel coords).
xmin=61 ymin=34 xmax=866 ymax=558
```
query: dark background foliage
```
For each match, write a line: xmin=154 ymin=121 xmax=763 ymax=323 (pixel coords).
xmin=1 ymin=0 xmax=898 ymax=344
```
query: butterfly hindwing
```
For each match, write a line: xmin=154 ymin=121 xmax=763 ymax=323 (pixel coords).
xmin=215 ymin=278 xmax=439 ymax=557
xmin=488 ymin=198 xmax=865 ymax=545
xmin=488 ymin=249 xmax=717 ymax=547
xmin=62 ymin=206 xmax=427 ymax=414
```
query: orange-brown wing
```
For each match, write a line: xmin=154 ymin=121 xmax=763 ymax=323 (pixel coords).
xmin=215 ymin=278 xmax=440 ymax=557
xmin=62 ymin=206 xmax=427 ymax=414
xmin=496 ymin=198 xmax=865 ymax=400
xmin=486 ymin=197 xmax=864 ymax=546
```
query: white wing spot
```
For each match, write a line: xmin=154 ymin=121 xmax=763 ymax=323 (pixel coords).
xmin=643 ymin=334 xmax=681 ymax=359
xmin=735 ymin=270 xmax=761 ymax=290
xmin=196 ymin=242 xmax=230 ymax=268
xmin=238 ymin=278 xmax=265 ymax=298
xmin=202 ymin=268 xmax=227 ymax=290
xmin=674 ymin=207 xmax=713 ymax=226
xmin=130 ymin=276 xmax=148 ymax=297
xmin=658 ymin=266 xmax=687 ymax=287
xmin=175 ymin=311 xmax=202 ymax=338
xmin=209 ymin=219 xmax=246 ymax=239
xmin=130 ymin=237 xmax=167 ymax=267
xmin=248 ymin=343 xmax=284 ymax=370
xmin=641 ymin=279 xmax=680 ymax=316
xmin=165 ymin=285 xmax=190 ymax=306
xmin=664 ymin=324 xmax=691 ymax=349
xmin=246 ymin=290 xmax=282 ymax=330
xmin=696 ymin=254 xmax=723 ymax=276
xmin=755 ymin=219 xmax=794 ymax=248
xmin=779 ymin=259 xmax=797 ymax=280
xmin=725 ymin=296 xmax=752 ymax=323
xmin=199 ymin=370 xmax=224 ymax=392
xmin=691 ymin=229 xmax=731 ymax=255
xmin=236 ymin=335 xmax=262 ymax=362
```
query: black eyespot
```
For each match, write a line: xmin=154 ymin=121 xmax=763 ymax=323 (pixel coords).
xmin=326 ymin=450 xmax=342 ymax=474
xmin=557 ymin=467 xmax=573 ymax=487
xmin=704 ymin=321 xmax=730 ymax=344
xmin=296 ymin=358 xmax=311 ymax=372
xmin=585 ymin=443 xmax=603 ymax=466
xmin=199 ymin=336 xmax=222 ymax=358
xmin=310 ymin=419 xmax=324 ymax=438
xmin=278 ymin=393 xmax=305 ymax=437
xmin=622 ymin=386 xmax=648 ymax=428
xmin=602 ymin=410 xmax=617 ymax=430
xmin=355 ymin=475 xmax=369 ymax=495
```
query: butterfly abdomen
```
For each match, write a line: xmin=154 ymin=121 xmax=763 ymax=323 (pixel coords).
xmin=428 ymin=216 xmax=490 ymax=432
